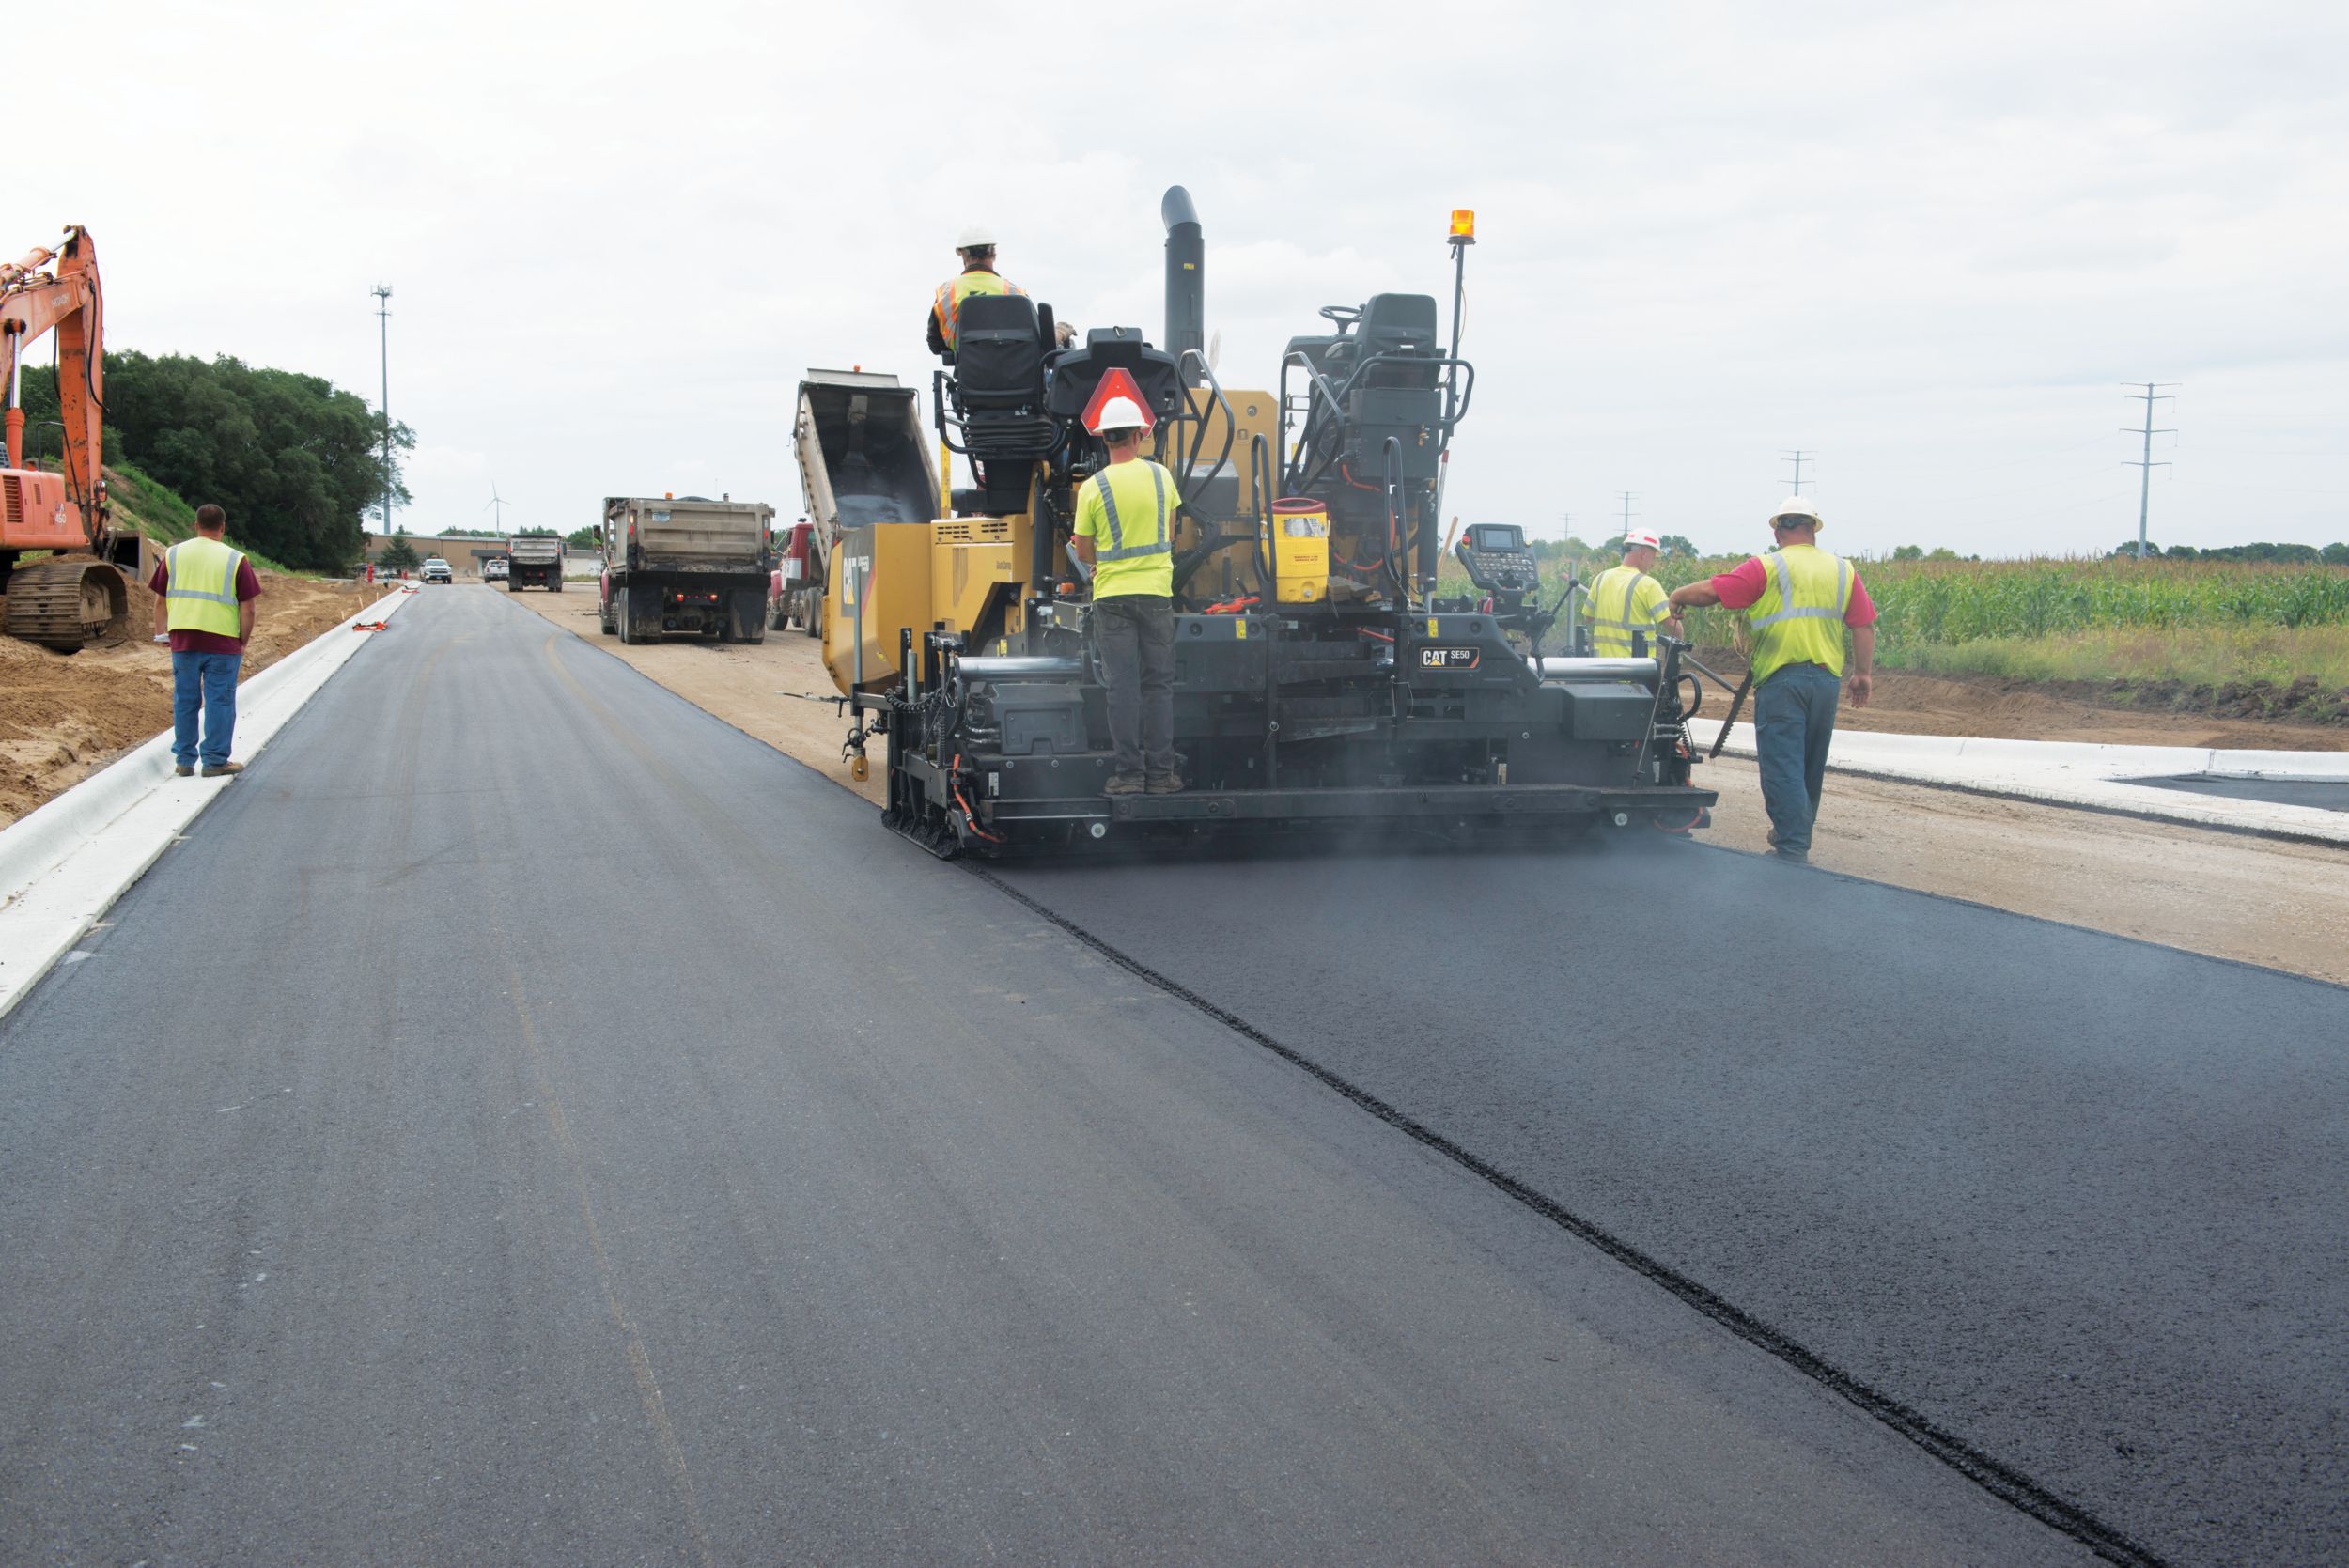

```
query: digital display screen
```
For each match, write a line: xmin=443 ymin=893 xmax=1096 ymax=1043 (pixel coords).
xmin=1471 ymin=525 xmax=1523 ymax=550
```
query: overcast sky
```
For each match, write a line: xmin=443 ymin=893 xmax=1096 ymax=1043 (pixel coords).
xmin=29 ymin=0 xmax=2348 ymax=558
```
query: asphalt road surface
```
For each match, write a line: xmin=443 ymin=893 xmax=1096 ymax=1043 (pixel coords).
xmin=998 ymin=802 xmax=2349 ymax=1565
xmin=2130 ymin=773 xmax=2349 ymax=813
xmin=0 ymin=587 xmax=2314 ymax=1564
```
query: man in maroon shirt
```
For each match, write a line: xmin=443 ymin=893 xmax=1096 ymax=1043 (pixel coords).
xmin=1669 ymin=499 xmax=1875 ymax=861
xmin=149 ymin=505 xmax=264 ymax=778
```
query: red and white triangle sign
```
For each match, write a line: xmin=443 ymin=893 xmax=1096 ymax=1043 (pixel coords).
xmin=1080 ymin=366 xmax=1156 ymax=433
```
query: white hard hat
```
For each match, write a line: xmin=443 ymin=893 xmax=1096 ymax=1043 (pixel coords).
xmin=1771 ymin=497 xmax=1822 ymax=528
xmin=955 ymin=224 xmax=996 ymax=251
xmin=1089 ymin=396 xmax=1148 ymax=435
xmin=1623 ymin=530 xmax=1661 ymax=552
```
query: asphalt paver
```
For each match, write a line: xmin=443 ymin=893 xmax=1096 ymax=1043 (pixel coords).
xmin=998 ymin=825 xmax=2349 ymax=1566
xmin=0 ymin=588 xmax=2097 ymax=1564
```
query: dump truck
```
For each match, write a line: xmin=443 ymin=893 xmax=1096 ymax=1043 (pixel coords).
xmin=505 ymin=533 xmax=565 ymax=592
xmin=785 ymin=371 xmax=935 ymax=637
xmin=819 ymin=187 xmax=1717 ymax=857
xmin=597 ymin=495 xmax=775 ymax=644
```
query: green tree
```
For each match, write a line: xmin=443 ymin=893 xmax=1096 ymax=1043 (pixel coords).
xmin=1657 ymin=534 xmax=1699 ymax=559
xmin=379 ymin=531 xmax=422 ymax=570
xmin=23 ymin=350 xmax=411 ymax=573
xmin=1892 ymin=544 xmax=1924 ymax=561
xmin=2165 ymin=544 xmax=2201 ymax=560
xmin=565 ymin=526 xmax=599 ymax=550
xmin=2324 ymin=542 xmax=2349 ymax=565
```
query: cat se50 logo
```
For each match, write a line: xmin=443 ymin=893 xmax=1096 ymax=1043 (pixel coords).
xmin=1419 ymin=645 xmax=1480 ymax=670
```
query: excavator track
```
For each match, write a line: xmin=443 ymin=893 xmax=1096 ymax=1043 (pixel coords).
xmin=3 ymin=558 xmax=129 ymax=652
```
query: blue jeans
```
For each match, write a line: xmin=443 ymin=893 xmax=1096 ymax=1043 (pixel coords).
xmin=171 ymin=650 xmax=241 ymax=768
xmin=1752 ymin=662 xmax=1841 ymax=854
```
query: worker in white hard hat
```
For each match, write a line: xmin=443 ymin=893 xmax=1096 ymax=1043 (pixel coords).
xmin=927 ymin=225 xmax=1027 ymax=359
xmin=1585 ymin=529 xmax=1684 ymax=658
xmin=1071 ymin=395 xmax=1180 ymax=796
xmin=1668 ymin=497 xmax=1877 ymax=862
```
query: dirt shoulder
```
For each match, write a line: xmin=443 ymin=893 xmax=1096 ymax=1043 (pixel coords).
xmin=508 ymin=589 xmax=2349 ymax=986
xmin=0 ymin=572 xmax=379 ymax=826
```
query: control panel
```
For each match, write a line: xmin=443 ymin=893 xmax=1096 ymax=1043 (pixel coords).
xmin=1455 ymin=522 xmax=1540 ymax=598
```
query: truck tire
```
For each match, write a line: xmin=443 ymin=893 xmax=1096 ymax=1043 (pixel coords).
xmin=552 ymin=578 xmax=565 ymax=593
xmin=802 ymin=587 xmax=822 ymax=638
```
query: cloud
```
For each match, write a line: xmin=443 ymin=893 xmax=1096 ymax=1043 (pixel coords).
xmin=32 ymin=0 xmax=2349 ymax=555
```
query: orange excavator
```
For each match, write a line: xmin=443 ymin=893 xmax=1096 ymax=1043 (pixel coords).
xmin=1 ymin=225 xmax=136 ymax=650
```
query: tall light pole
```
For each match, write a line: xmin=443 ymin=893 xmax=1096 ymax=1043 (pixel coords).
xmin=372 ymin=283 xmax=393 ymax=535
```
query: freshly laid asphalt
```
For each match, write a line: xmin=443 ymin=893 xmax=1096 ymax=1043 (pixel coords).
xmin=999 ymin=796 xmax=2349 ymax=1565
xmin=2129 ymin=772 xmax=2349 ymax=812
xmin=0 ymin=585 xmax=2331 ymax=1564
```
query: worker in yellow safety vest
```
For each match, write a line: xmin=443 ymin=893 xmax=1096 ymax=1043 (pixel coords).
xmin=1668 ymin=498 xmax=1876 ymax=862
xmin=1071 ymin=395 xmax=1180 ymax=797
xmin=927 ymin=225 xmax=1027 ymax=359
xmin=148 ymin=502 xmax=263 ymax=778
xmin=1584 ymin=530 xmax=1683 ymax=656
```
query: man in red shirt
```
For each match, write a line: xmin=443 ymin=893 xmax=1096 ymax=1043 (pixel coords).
xmin=149 ymin=504 xmax=264 ymax=778
xmin=1668 ymin=499 xmax=1875 ymax=862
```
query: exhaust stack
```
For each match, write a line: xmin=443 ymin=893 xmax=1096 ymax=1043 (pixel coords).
xmin=1161 ymin=186 xmax=1204 ymax=386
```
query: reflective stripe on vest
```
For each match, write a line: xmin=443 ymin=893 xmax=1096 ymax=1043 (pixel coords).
xmin=1091 ymin=464 xmax=1172 ymax=562
xmin=933 ymin=269 xmax=1020 ymax=350
xmin=1588 ymin=566 xmax=1664 ymax=655
xmin=164 ymin=537 xmax=245 ymax=639
xmin=1748 ymin=545 xmax=1853 ymax=682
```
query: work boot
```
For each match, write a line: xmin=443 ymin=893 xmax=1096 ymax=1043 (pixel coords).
xmin=1145 ymin=772 xmax=1184 ymax=795
xmin=1771 ymin=846 xmax=1809 ymax=864
xmin=1102 ymin=772 xmax=1145 ymax=797
xmin=200 ymin=761 xmax=244 ymax=778
xmin=174 ymin=764 xmax=194 ymax=778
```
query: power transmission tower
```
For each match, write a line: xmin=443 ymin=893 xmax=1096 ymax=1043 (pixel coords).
xmin=1781 ymin=450 xmax=1812 ymax=494
xmin=372 ymin=284 xmax=394 ymax=535
xmin=2123 ymin=383 xmax=2177 ymax=559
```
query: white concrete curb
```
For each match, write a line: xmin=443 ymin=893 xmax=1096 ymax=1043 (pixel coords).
xmin=0 ymin=586 xmax=417 ymax=1019
xmin=1688 ymin=718 xmax=2349 ymax=846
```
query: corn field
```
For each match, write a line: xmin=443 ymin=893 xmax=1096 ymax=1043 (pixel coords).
xmin=1642 ymin=555 xmax=2349 ymax=651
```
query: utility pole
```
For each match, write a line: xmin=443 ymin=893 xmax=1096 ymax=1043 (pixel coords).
xmin=372 ymin=284 xmax=394 ymax=536
xmin=1617 ymin=491 xmax=1637 ymax=541
xmin=2123 ymin=383 xmax=2177 ymax=559
xmin=1781 ymin=450 xmax=1812 ymax=494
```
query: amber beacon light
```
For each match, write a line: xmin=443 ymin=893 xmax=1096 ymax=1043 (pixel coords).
xmin=1448 ymin=209 xmax=1477 ymax=245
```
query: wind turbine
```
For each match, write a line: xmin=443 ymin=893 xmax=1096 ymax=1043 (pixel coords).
xmin=485 ymin=482 xmax=511 ymax=532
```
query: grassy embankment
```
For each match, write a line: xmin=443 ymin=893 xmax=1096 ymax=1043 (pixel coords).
xmin=105 ymin=463 xmax=312 ymax=577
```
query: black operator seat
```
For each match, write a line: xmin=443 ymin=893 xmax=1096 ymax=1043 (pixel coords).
xmin=1351 ymin=293 xmax=1441 ymax=390
xmin=954 ymin=293 xmax=1052 ymax=411
xmin=950 ymin=294 xmax=1062 ymax=475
